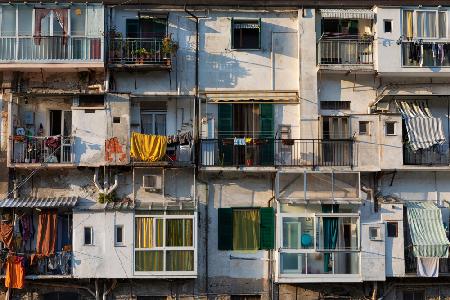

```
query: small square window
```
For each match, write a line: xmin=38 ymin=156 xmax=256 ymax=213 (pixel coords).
xmin=387 ymin=222 xmax=398 ymax=237
xmin=359 ymin=121 xmax=370 ymax=135
xmin=115 ymin=225 xmax=124 ymax=246
xmin=84 ymin=227 xmax=93 ymax=245
xmin=384 ymin=20 xmax=392 ymax=33
xmin=385 ymin=121 xmax=396 ymax=135
xmin=369 ymin=226 xmax=381 ymax=240
xmin=113 ymin=117 xmax=121 ymax=123
xmin=232 ymin=19 xmax=261 ymax=50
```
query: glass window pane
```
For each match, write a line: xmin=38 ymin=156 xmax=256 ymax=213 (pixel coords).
xmin=439 ymin=12 xmax=447 ymax=38
xmin=135 ymin=250 xmax=163 ymax=271
xmin=155 ymin=219 xmax=164 ymax=247
xmin=306 ymin=173 xmax=332 ymax=199
xmin=232 ymin=209 xmax=260 ymax=250
xmin=1 ymin=6 xmax=16 ymax=36
xmin=40 ymin=13 xmax=51 ymax=36
xmin=141 ymin=113 xmax=154 ymax=134
xmin=18 ymin=6 xmax=32 ymax=36
xmin=282 ymin=217 xmax=314 ymax=249
xmin=53 ymin=12 xmax=64 ymax=36
xmin=155 ymin=114 xmax=166 ymax=135
xmin=417 ymin=11 xmax=437 ymax=38
xmin=280 ymin=253 xmax=306 ymax=274
xmin=70 ymin=6 xmax=86 ymax=36
xmin=166 ymin=219 xmax=193 ymax=247
xmin=135 ymin=217 xmax=153 ymax=248
xmin=403 ymin=10 xmax=414 ymax=38
xmin=166 ymin=250 xmax=194 ymax=271
xmin=333 ymin=172 xmax=359 ymax=199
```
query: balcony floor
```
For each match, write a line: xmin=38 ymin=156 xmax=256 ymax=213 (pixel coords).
xmin=8 ymin=163 xmax=76 ymax=169
xmin=0 ymin=63 xmax=104 ymax=71
xmin=318 ymin=64 xmax=375 ymax=72
xmin=108 ymin=63 xmax=171 ymax=71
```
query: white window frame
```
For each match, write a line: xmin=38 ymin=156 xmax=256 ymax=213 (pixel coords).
xmin=358 ymin=121 xmax=370 ymax=135
xmin=133 ymin=211 xmax=197 ymax=277
xmin=114 ymin=225 xmax=124 ymax=246
xmin=384 ymin=19 xmax=393 ymax=33
xmin=277 ymin=205 xmax=361 ymax=280
xmin=84 ymin=226 xmax=94 ymax=246
xmin=385 ymin=121 xmax=397 ymax=136
xmin=402 ymin=8 xmax=449 ymax=40
xmin=140 ymin=111 xmax=167 ymax=136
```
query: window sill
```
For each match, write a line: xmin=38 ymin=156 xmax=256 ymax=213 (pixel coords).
xmin=114 ymin=244 xmax=126 ymax=247
xmin=230 ymin=48 xmax=262 ymax=52
xmin=71 ymin=106 xmax=106 ymax=110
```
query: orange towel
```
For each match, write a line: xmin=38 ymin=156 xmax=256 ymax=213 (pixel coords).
xmin=5 ymin=256 xmax=24 ymax=289
xmin=36 ymin=210 xmax=58 ymax=256
xmin=130 ymin=132 xmax=167 ymax=162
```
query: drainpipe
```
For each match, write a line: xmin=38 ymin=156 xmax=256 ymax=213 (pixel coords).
xmin=95 ymin=279 xmax=100 ymax=300
xmin=94 ymin=168 xmax=118 ymax=194
xmin=103 ymin=279 xmax=117 ymax=300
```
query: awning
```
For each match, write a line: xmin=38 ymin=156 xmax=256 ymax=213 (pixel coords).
xmin=202 ymin=91 xmax=299 ymax=103
xmin=398 ymin=101 xmax=446 ymax=151
xmin=406 ymin=202 xmax=450 ymax=258
xmin=320 ymin=9 xmax=375 ymax=19
xmin=0 ymin=197 xmax=78 ymax=208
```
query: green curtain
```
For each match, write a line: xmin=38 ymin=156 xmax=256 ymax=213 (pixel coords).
xmin=135 ymin=250 xmax=163 ymax=271
xmin=233 ymin=209 xmax=260 ymax=250
xmin=166 ymin=250 xmax=194 ymax=271
xmin=135 ymin=217 xmax=153 ymax=248
xmin=155 ymin=219 xmax=164 ymax=247
xmin=322 ymin=204 xmax=339 ymax=272
xmin=166 ymin=219 xmax=193 ymax=247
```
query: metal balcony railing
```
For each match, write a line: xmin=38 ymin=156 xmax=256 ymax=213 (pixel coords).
xmin=132 ymin=143 xmax=193 ymax=165
xmin=10 ymin=135 xmax=73 ymax=165
xmin=403 ymin=144 xmax=449 ymax=165
xmin=402 ymin=41 xmax=450 ymax=67
xmin=108 ymin=38 xmax=170 ymax=65
xmin=200 ymin=138 xmax=355 ymax=167
xmin=318 ymin=36 xmax=374 ymax=65
xmin=0 ymin=36 xmax=103 ymax=62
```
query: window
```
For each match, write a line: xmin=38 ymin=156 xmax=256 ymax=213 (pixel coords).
xmin=84 ymin=227 xmax=93 ymax=245
xmin=77 ymin=95 xmax=105 ymax=107
xmin=134 ymin=211 xmax=195 ymax=273
xmin=126 ymin=16 xmax=167 ymax=38
xmin=387 ymin=222 xmax=398 ymax=237
xmin=115 ymin=225 xmax=124 ymax=246
xmin=403 ymin=9 xmax=447 ymax=39
xmin=217 ymin=207 xmax=274 ymax=251
xmin=385 ymin=121 xmax=396 ymax=135
xmin=359 ymin=121 xmax=370 ymax=135
xmin=282 ymin=217 xmax=314 ymax=249
xmin=403 ymin=290 xmax=425 ymax=300
xmin=384 ymin=20 xmax=392 ymax=33
xmin=141 ymin=111 xmax=167 ymax=135
xmin=231 ymin=296 xmax=261 ymax=300
xmin=369 ymin=226 xmax=381 ymax=240
xmin=320 ymin=101 xmax=351 ymax=110
xmin=231 ymin=19 xmax=261 ymax=49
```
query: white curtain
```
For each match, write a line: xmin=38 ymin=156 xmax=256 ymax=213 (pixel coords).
xmin=417 ymin=11 xmax=437 ymax=38
xmin=86 ymin=5 xmax=104 ymax=37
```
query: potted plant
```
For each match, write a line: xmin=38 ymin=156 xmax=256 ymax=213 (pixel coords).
xmin=108 ymin=27 xmax=123 ymax=60
xmin=134 ymin=48 xmax=149 ymax=64
xmin=162 ymin=34 xmax=179 ymax=65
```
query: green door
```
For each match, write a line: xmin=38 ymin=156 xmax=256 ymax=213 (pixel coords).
xmin=218 ymin=104 xmax=233 ymax=166
xmin=259 ymin=104 xmax=274 ymax=166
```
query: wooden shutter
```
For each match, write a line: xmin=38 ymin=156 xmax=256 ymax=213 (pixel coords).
xmin=218 ymin=208 xmax=233 ymax=250
xmin=259 ymin=207 xmax=275 ymax=250
xmin=218 ymin=104 xmax=233 ymax=165
xmin=259 ymin=104 xmax=274 ymax=165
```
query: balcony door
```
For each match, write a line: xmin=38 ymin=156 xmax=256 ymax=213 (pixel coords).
xmin=218 ymin=103 xmax=273 ymax=166
xmin=49 ymin=110 xmax=72 ymax=163
xmin=322 ymin=116 xmax=350 ymax=165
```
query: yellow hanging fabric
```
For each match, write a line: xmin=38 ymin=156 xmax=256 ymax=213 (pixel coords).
xmin=405 ymin=10 xmax=413 ymax=39
xmin=130 ymin=132 xmax=168 ymax=162
xmin=233 ymin=209 xmax=260 ymax=251
xmin=135 ymin=217 xmax=153 ymax=248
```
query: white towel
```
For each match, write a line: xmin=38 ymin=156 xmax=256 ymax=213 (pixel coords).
xmin=417 ymin=257 xmax=439 ymax=277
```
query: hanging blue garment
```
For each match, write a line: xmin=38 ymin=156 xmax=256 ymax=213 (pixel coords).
xmin=322 ymin=204 xmax=339 ymax=272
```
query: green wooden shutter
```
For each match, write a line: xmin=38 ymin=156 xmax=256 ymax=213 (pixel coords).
xmin=259 ymin=104 xmax=274 ymax=165
xmin=258 ymin=18 xmax=262 ymax=49
xmin=218 ymin=104 xmax=233 ymax=165
xmin=231 ymin=18 xmax=235 ymax=49
xmin=259 ymin=207 xmax=275 ymax=250
xmin=218 ymin=208 xmax=233 ymax=250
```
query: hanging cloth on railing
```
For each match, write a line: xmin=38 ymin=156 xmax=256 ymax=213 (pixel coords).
xmin=130 ymin=132 xmax=167 ymax=162
xmin=53 ymin=9 xmax=69 ymax=45
xmin=36 ymin=210 xmax=58 ymax=257
xmin=34 ymin=9 xmax=52 ymax=45
xmin=5 ymin=255 xmax=25 ymax=289
xmin=397 ymin=101 xmax=446 ymax=151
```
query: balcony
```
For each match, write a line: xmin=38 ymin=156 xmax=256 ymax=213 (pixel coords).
xmin=131 ymin=143 xmax=193 ymax=167
xmin=402 ymin=41 xmax=450 ymax=67
xmin=108 ymin=38 xmax=172 ymax=70
xmin=200 ymin=138 xmax=356 ymax=168
xmin=0 ymin=36 xmax=103 ymax=66
xmin=318 ymin=35 xmax=374 ymax=70
xmin=10 ymin=135 xmax=74 ymax=168
xmin=403 ymin=144 xmax=449 ymax=166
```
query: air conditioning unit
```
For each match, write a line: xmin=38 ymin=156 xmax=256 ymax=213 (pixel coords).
xmin=143 ymin=175 xmax=162 ymax=192
xmin=369 ymin=226 xmax=382 ymax=241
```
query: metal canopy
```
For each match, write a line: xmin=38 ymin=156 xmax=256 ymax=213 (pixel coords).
xmin=320 ymin=9 xmax=375 ymax=19
xmin=0 ymin=197 xmax=78 ymax=208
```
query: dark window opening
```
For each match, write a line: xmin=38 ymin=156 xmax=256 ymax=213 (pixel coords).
xmin=115 ymin=225 xmax=123 ymax=245
xmin=320 ymin=101 xmax=351 ymax=110
xmin=403 ymin=291 xmax=425 ymax=300
xmin=322 ymin=19 xmax=359 ymax=37
xmin=384 ymin=20 xmax=392 ymax=33
xmin=84 ymin=227 xmax=93 ymax=245
xmin=231 ymin=296 xmax=261 ymax=300
xmin=126 ymin=16 xmax=167 ymax=39
xmin=359 ymin=121 xmax=369 ymax=135
xmin=43 ymin=292 xmax=81 ymax=300
xmin=387 ymin=221 xmax=398 ymax=237
xmin=386 ymin=121 xmax=396 ymax=135
xmin=113 ymin=117 xmax=121 ymax=124
xmin=232 ymin=19 xmax=261 ymax=49
xmin=78 ymin=95 xmax=104 ymax=107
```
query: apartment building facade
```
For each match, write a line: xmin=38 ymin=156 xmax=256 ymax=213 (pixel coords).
xmin=0 ymin=1 xmax=448 ymax=300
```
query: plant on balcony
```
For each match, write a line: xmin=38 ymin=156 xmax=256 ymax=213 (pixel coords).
xmin=98 ymin=192 xmax=117 ymax=204
xmin=134 ymin=48 xmax=149 ymax=64
xmin=162 ymin=34 xmax=179 ymax=64
xmin=108 ymin=27 xmax=123 ymax=60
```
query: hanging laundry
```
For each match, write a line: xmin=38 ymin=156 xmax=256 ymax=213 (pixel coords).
xmin=130 ymin=132 xmax=168 ymax=162
xmin=20 ymin=214 xmax=34 ymax=244
xmin=44 ymin=136 xmax=61 ymax=149
xmin=438 ymin=44 xmax=445 ymax=65
xmin=36 ymin=210 xmax=58 ymax=257
xmin=417 ymin=257 xmax=439 ymax=277
xmin=245 ymin=137 xmax=253 ymax=144
xmin=5 ymin=255 xmax=25 ymax=289
xmin=0 ymin=222 xmax=13 ymax=249
xmin=167 ymin=131 xmax=193 ymax=145
xmin=234 ymin=138 xmax=246 ymax=146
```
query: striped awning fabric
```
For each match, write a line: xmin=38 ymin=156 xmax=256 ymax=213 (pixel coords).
xmin=320 ymin=9 xmax=375 ymax=19
xmin=203 ymin=91 xmax=299 ymax=103
xmin=406 ymin=202 xmax=450 ymax=258
xmin=398 ymin=101 xmax=446 ymax=151
xmin=0 ymin=197 xmax=78 ymax=208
